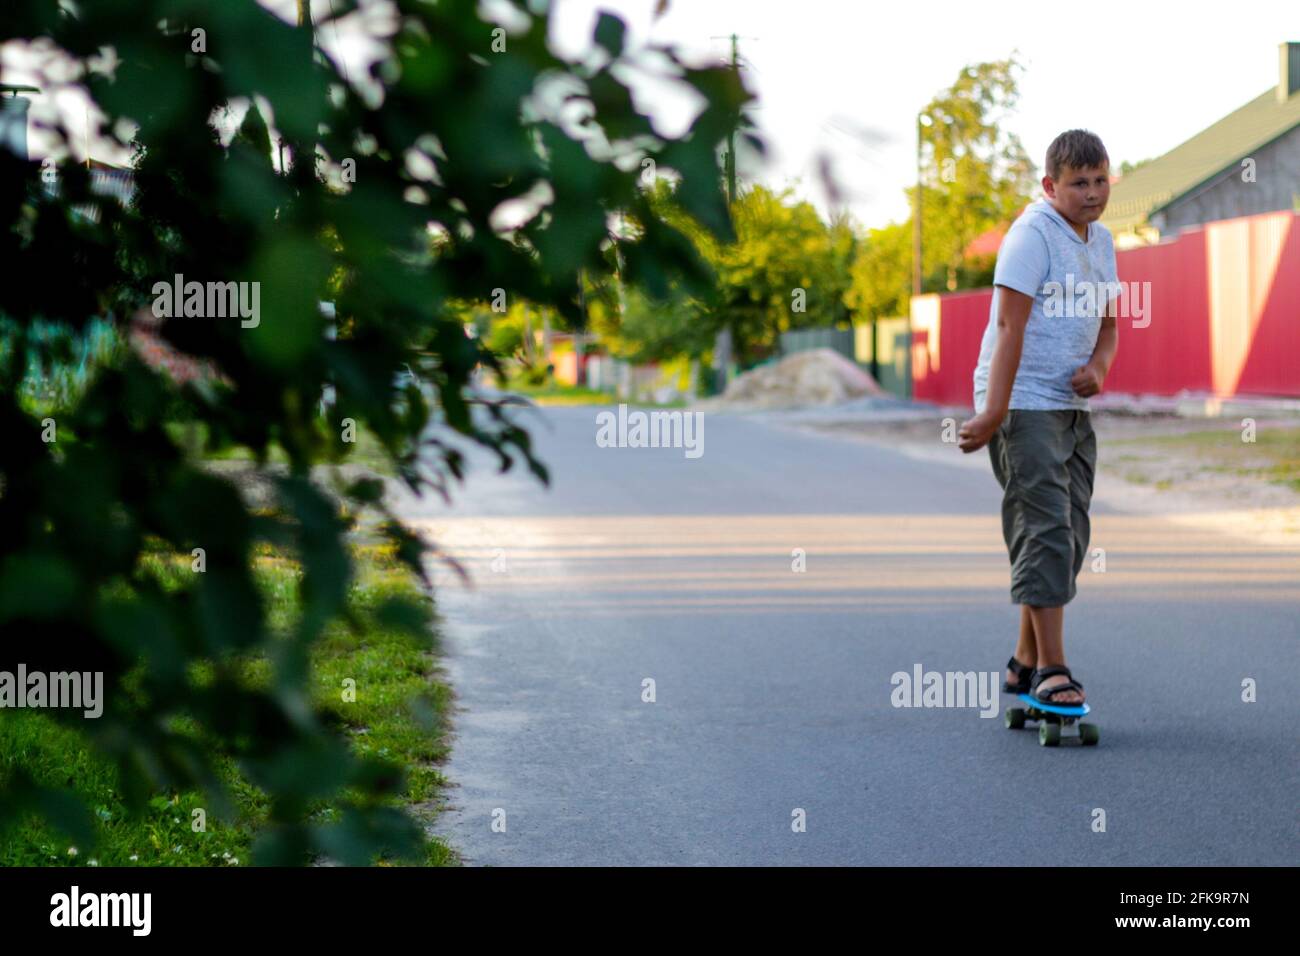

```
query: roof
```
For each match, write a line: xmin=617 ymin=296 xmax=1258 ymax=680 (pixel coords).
xmin=1103 ymin=85 xmax=1300 ymax=232
xmin=961 ymin=204 xmax=1031 ymax=260
xmin=963 ymin=224 xmax=1006 ymax=259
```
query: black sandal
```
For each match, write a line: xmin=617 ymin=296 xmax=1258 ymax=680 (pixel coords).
xmin=1002 ymin=655 xmax=1036 ymax=694
xmin=1029 ymin=665 xmax=1085 ymax=705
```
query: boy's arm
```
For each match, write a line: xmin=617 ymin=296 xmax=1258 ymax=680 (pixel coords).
xmin=1070 ymin=299 xmax=1119 ymax=396
xmin=957 ymin=285 xmax=1032 ymax=453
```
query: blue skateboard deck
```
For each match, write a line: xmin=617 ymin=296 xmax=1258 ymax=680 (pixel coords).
xmin=1015 ymin=692 xmax=1090 ymax=717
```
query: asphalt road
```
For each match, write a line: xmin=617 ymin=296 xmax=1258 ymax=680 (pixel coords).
xmin=392 ymin=403 xmax=1300 ymax=866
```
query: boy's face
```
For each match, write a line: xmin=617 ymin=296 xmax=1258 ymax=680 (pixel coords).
xmin=1043 ymin=162 xmax=1110 ymax=226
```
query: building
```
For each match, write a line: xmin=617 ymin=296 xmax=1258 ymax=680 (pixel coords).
xmin=1104 ymin=42 xmax=1300 ymax=248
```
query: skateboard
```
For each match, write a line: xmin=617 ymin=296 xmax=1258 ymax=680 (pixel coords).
xmin=1005 ymin=693 xmax=1099 ymax=747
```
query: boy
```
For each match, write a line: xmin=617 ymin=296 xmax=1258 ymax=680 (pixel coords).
xmin=957 ymin=129 xmax=1119 ymax=707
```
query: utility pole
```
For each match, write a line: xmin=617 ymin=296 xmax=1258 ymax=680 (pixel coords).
xmin=575 ymin=267 xmax=585 ymax=386
xmin=722 ymin=33 xmax=738 ymax=206
xmin=522 ymin=305 xmax=533 ymax=363
xmin=707 ymin=32 xmax=754 ymax=396
xmin=913 ymin=112 xmax=927 ymax=297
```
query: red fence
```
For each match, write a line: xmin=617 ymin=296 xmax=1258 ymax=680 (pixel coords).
xmin=911 ymin=209 xmax=1300 ymax=405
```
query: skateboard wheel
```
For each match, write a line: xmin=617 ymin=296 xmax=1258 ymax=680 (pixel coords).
xmin=1038 ymin=722 xmax=1061 ymax=747
xmin=1079 ymin=722 xmax=1100 ymax=746
xmin=1005 ymin=708 xmax=1026 ymax=729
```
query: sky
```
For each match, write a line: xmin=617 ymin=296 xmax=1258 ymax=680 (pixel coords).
xmin=3 ymin=0 xmax=1297 ymax=232
xmin=548 ymin=0 xmax=1300 ymax=228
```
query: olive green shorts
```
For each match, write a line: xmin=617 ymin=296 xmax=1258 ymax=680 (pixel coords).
xmin=988 ymin=409 xmax=1096 ymax=607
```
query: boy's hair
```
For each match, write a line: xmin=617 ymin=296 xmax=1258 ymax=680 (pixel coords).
xmin=1045 ymin=129 xmax=1109 ymax=179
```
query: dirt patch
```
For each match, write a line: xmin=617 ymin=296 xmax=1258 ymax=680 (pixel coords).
xmin=694 ymin=348 xmax=884 ymax=412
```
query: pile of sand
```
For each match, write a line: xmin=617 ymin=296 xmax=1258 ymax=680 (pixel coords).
xmin=697 ymin=348 xmax=885 ymax=411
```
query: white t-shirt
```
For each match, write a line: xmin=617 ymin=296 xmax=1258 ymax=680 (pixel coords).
xmin=972 ymin=199 xmax=1118 ymax=413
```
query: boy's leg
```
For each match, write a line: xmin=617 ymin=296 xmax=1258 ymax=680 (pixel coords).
xmin=1004 ymin=412 xmax=1077 ymax=606
xmin=1017 ymin=604 xmax=1036 ymax=663
xmin=1067 ymin=411 xmax=1097 ymax=578
xmin=1031 ymin=412 xmax=1096 ymax=705
xmin=1005 ymin=604 xmax=1038 ymax=686
xmin=990 ymin=418 xmax=1039 ymax=685
xmin=1003 ymin=411 xmax=1086 ymax=703
xmin=1027 ymin=605 xmax=1081 ymax=704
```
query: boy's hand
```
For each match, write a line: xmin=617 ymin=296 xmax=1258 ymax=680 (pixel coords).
xmin=1071 ymin=362 xmax=1105 ymax=397
xmin=957 ymin=410 xmax=1001 ymax=453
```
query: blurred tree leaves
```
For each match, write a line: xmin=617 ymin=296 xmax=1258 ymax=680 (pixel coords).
xmin=0 ymin=0 xmax=742 ymax=863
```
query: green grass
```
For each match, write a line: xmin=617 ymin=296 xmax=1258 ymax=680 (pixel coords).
xmin=501 ymin=379 xmax=618 ymax=406
xmin=500 ymin=376 xmax=691 ymax=408
xmin=1108 ymin=425 xmax=1300 ymax=492
xmin=165 ymin=419 xmax=398 ymax=474
xmin=0 ymin=543 xmax=457 ymax=867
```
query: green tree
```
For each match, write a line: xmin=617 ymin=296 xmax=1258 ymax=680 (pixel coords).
xmin=707 ymin=185 xmax=854 ymax=364
xmin=910 ymin=57 xmax=1036 ymax=291
xmin=601 ymin=181 xmax=853 ymax=367
xmin=844 ymin=220 xmax=911 ymax=322
xmin=0 ymin=0 xmax=742 ymax=863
